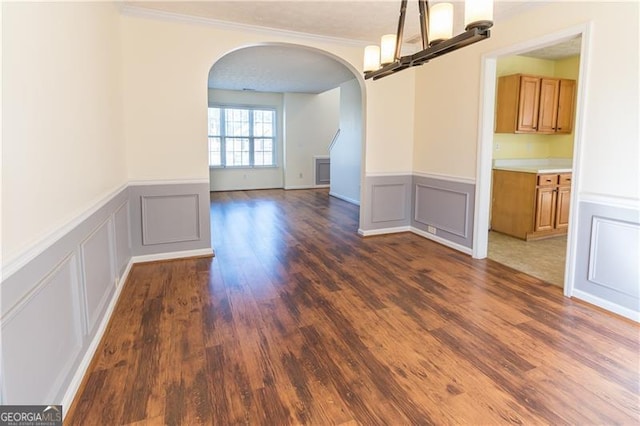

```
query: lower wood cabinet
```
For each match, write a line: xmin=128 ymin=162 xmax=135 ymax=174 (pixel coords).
xmin=491 ymin=169 xmax=572 ymax=240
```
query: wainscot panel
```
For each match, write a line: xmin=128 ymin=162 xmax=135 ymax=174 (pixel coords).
xmin=2 ymin=255 xmax=84 ymax=404
xmin=360 ymin=175 xmax=412 ymax=232
xmin=411 ymin=175 xmax=475 ymax=249
xmin=114 ymin=201 xmax=132 ymax=277
xmin=573 ymin=200 xmax=640 ymax=320
xmin=129 ymin=182 xmax=212 ymax=256
xmin=1 ymin=181 xmax=214 ymax=409
xmin=80 ymin=217 xmax=116 ymax=334
xmin=0 ymin=186 xmax=130 ymax=405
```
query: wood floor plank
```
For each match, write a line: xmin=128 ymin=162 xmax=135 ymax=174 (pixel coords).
xmin=66 ymin=189 xmax=640 ymax=425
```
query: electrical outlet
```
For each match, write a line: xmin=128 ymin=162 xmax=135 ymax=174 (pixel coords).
xmin=495 ymin=143 xmax=501 ymax=151
xmin=299 ymin=172 xmax=303 ymax=178
xmin=427 ymin=226 xmax=437 ymax=234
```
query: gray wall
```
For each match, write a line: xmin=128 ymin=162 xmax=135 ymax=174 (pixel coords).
xmin=573 ymin=200 xmax=640 ymax=317
xmin=360 ymin=174 xmax=412 ymax=232
xmin=129 ymin=182 xmax=212 ymax=256
xmin=0 ymin=182 xmax=212 ymax=406
xmin=411 ymin=175 xmax=475 ymax=249
xmin=360 ymin=173 xmax=475 ymax=250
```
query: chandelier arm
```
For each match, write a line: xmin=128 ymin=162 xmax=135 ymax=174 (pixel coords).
xmin=418 ymin=0 xmax=430 ymax=50
xmin=394 ymin=0 xmax=408 ymax=62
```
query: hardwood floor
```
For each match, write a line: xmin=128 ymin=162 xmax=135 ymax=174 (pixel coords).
xmin=66 ymin=189 xmax=640 ymax=425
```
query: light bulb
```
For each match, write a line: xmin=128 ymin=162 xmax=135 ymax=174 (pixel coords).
xmin=363 ymin=45 xmax=381 ymax=72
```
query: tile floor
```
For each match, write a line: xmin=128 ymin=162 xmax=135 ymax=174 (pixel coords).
xmin=487 ymin=231 xmax=567 ymax=287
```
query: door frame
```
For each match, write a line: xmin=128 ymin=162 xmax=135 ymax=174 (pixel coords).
xmin=472 ymin=23 xmax=592 ymax=298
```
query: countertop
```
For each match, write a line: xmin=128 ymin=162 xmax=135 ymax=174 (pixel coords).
xmin=492 ymin=158 xmax=572 ymax=174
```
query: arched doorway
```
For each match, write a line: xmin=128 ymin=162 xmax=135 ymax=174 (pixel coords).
xmin=206 ymin=43 xmax=365 ymax=206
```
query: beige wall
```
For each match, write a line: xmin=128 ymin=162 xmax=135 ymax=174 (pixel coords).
xmin=2 ymin=2 xmax=126 ymax=262
xmin=4 ymin=2 xmax=638 ymax=265
xmin=120 ymin=12 xmax=414 ymax=182
xmin=413 ymin=1 xmax=639 ymax=200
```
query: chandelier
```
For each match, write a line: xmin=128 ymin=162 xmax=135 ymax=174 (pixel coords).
xmin=363 ymin=0 xmax=494 ymax=80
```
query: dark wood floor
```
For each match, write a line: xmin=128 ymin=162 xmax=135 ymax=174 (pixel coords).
xmin=66 ymin=189 xmax=640 ymax=425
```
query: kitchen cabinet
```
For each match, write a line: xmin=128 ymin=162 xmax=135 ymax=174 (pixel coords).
xmin=491 ymin=169 xmax=572 ymax=240
xmin=495 ymin=74 xmax=576 ymax=134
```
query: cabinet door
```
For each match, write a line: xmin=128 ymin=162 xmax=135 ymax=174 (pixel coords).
xmin=516 ymin=76 xmax=541 ymax=133
xmin=535 ymin=187 xmax=557 ymax=232
xmin=538 ymin=78 xmax=560 ymax=133
xmin=556 ymin=79 xmax=576 ymax=134
xmin=555 ymin=186 xmax=571 ymax=229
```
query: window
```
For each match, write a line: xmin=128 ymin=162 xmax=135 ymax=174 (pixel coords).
xmin=208 ymin=106 xmax=276 ymax=167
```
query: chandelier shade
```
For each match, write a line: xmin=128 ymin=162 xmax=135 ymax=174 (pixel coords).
xmin=363 ymin=0 xmax=494 ymax=80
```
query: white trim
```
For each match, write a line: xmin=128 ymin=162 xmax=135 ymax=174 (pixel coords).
xmin=563 ymin=22 xmax=592 ymax=299
xmin=284 ymin=185 xmax=313 ymax=190
xmin=1 ymin=180 xmax=211 ymax=281
xmin=472 ymin=53 xmax=497 ymax=260
xmin=473 ymin=23 xmax=592 ymax=305
xmin=314 ymin=184 xmax=330 ymax=189
xmin=410 ymin=227 xmax=473 ymax=256
xmin=358 ymin=226 xmax=473 ymax=256
xmin=131 ymin=248 xmax=214 ymax=264
xmin=62 ymin=246 xmax=214 ymax=416
xmin=119 ymin=5 xmax=367 ymax=47
xmin=329 ymin=191 xmax=360 ymax=206
xmin=128 ymin=178 xmax=209 ymax=186
xmin=578 ymin=193 xmax=640 ymax=211
xmin=571 ymin=289 xmax=639 ymax=323
xmin=413 ymin=171 xmax=476 ymax=185
xmin=366 ymin=171 xmax=413 ymax=178
xmin=61 ymin=258 xmax=133 ymax=417
xmin=1 ymin=183 xmax=128 ymax=280
xmin=358 ymin=226 xmax=411 ymax=237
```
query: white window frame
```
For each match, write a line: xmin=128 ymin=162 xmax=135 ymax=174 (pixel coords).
xmin=208 ymin=105 xmax=277 ymax=168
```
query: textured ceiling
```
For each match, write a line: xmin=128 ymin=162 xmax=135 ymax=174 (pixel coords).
xmin=124 ymin=1 xmax=548 ymax=93
xmin=519 ymin=35 xmax=582 ymax=61
xmin=209 ymin=45 xmax=357 ymax=93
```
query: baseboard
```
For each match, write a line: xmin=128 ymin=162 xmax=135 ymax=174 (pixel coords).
xmin=284 ymin=185 xmax=313 ymax=190
xmin=358 ymin=226 xmax=411 ymax=236
xmin=60 ymin=246 xmax=215 ymax=418
xmin=132 ymin=248 xmax=214 ymax=264
xmin=61 ymin=258 xmax=134 ymax=416
xmin=410 ymin=227 xmax=473 ymax=255
xmin=571 ymin=289 xmax=639 ymax=323
xmin=329 ymin=191 xmax=360 ymax=206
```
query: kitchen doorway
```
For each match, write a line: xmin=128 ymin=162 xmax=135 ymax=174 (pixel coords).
xmin=488 ymin=38 xmax=581 ymax=288
xmin=473 ymin=24 xmax=591 ymax=298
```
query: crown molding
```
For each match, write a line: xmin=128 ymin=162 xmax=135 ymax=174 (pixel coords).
xmin=119 ymin=5 xmax=368 ymax=48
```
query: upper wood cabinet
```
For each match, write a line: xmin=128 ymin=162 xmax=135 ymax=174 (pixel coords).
xmin=495 ymin=74 xmax=576 ymax=134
